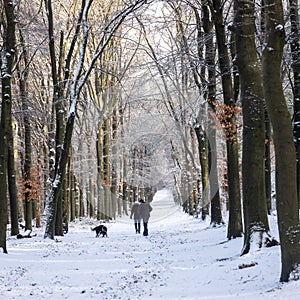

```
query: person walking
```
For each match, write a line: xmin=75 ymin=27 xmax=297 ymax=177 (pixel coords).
xmin=138 ymin=199 xmax=152 ymax=236
xmin=130 ymin=201 xmax=141 ymax=234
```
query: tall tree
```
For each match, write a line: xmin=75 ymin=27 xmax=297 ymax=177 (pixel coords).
xmin=15 ymin=27 xmax=39 ymax=232
xmin=211 ymin=0 xmax=242 ymax=238
xmin=289 ymin=0 xmax=300 ymax=207
xmin=262 ymin=0 xmax=300 ymax=282
xmin=0 ymin=0 xmax=17 ymax=253
xmin=260 ymin=0 xmax=272 ymax=214
xmin=103 ymin=117 xmax=112 ymax=219
xmin=200 ymin=1 xmax=223 ymax=226
xmin=96 ymin=121 xmax=106 ymax=220
xmin=234 ymin=0 xmax=269 ymax=255
xmin=7 ymin=117 xmax=19 ymax=236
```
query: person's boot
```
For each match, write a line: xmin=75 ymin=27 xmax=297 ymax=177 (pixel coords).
xmin=137 ymin=222 xmax=141 ymax=234
xmin=143 ymin=222 xmax=148 ymax=236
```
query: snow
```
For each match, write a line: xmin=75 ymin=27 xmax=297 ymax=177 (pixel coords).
xmin=1 ymin=189 xmax=300 ymax=300
xmin=2 ymin=73 xmax=12 ymax=79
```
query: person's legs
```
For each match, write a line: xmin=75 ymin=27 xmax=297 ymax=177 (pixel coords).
xmin=134 ymin=220 xmax=139 ymax=233
xmin=143 ymin=222 xmax=148 ymax=236
xmin=137 ymin=220 xmax=141 ymax=233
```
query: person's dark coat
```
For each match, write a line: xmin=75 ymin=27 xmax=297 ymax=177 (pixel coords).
xmin=130 ymin=202 xmax=141 ymax=220
xmin=138 ymin=201 xmax=152 ymax=222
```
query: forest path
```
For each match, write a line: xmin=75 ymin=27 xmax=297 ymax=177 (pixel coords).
xmin=1 ymin=190 xmax=290 ymax=300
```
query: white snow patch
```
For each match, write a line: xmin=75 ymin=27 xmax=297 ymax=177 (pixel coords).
xmin=1 ymin=189 xmax=299 ymax=299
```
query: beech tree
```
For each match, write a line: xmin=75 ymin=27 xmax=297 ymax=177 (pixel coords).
xmin=234 ymin=0 xmax=270 ymax=255
xmin=210 ymin=0 xmax=242 ymax=238
xmin=197 ymin=1 xmax=223 ymax=225
xmin=262 ymin=0 xmax=300 ymax=282
xmin=0 ymin=0 xmax=16 ymax=253
xmin=17 ymin=29 xmax=33 ymax=232
xmin=289 ymin=0 xmax=300 ymax=206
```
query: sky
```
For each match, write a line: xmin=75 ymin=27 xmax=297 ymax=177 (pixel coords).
xmin=1 ymin=189 xmax=300 ymax=300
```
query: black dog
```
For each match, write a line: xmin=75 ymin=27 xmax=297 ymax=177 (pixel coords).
xmin=91 ymin=225 xmax=108 ymax=237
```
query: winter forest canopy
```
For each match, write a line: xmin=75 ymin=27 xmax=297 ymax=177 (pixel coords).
xmin=1 ymin=0 xmax=300 ymax=285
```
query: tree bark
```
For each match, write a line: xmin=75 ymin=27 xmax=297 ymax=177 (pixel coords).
xmin=118 ymin=106 xmax=125 ymax=216
xmin=0 ymin=0 xmax=16 ymax=253
xmin=111 ymin=109 xmax=118 ymax=219
xmin=44 ymin=111 xmax=76 ymax=239
xmin=202 ymin=2 xmax=223 ymax=225
xmin=260 ymin=0 xmax=272 ymax=214
xmin=44 ymin=0 xmax=66 ymax=236
xmin=212 ymin=0 xmax=242 ymax=237
xmin=96 ymin=123 xmax=106 ymax=220
xmin=16 ymin=34 xmax=34 ymax=231
xmin=289 ymin=0 xmax=300 ymax=208
xmin=103 ymin=117 xmax=112 ymax=220
xmin=264 ymin=108 xmax=272 ymax=213
xmin=262 ymin=0 xmax=300 ymax=282
xmin=195 ymin=125 xmax=210 ymax=220
xmin=7 ymin=118 xmax=19 ymax=236
xmin=234 ymin=0 xmax=269 ymax=255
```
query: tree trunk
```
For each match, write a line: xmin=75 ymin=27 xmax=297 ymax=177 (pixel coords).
xmin=234 ymin=0 xmax=269 ymax=255
xmin=262 ymin=0 xmax=300 ymax=282
xmin=79 ymin=184 xmax=84 ymax=218
xmin=190 ymin=127 xmax=199 ymax=214
xmin=118 ymin=106 xmax=126 ymax=216
xmin=44 ymin=0 xmax=66 ymax=236
xmin=111 ymin=109 xmax=118 ymax=219
xmin=0 ymin=0 xmax=16 ymax=253
xmin=195 ymin=125 xmax=210 ymax=220
xmin=18 ymin=60 xmax=33 ymax=232
xmin=264 ymin=108 xmax=272 ymax=213
xmin=185 ymin=154 xmax=194 ymax=216
xmin=260 ymin=0 xmax=272 ymax=214
xmin=103 ymin=117 xmax=112 ymax=220
xmin=54 ymin=188 xmax=63 ymax=235
xmin=212 ymin=0 xmax=242 ymax=237
xmin=90 ymin=177 xmax=96 ymax=218
xmin=289 ymin=0 xmax=300 ymax=208
xmin=202 ymin=3 xmax=223 ymax=225
xmin=44 ymin=113 xmax=76 ymax=239
xmin=7 ymin=119 xmax=19 ymax=236
xmin=63 ymin=174 xmax=69 ymax=233
xmin=70 ymin=173 xmax=76 ymax=222
xmin=208 ymin=127 xmax=223 ymax=225
xmin=96 ymin=123 xmax=106 ymax=220
xmin=230 ymin=33 xmax=240 ymax=103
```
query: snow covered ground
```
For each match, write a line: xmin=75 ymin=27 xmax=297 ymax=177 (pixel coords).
xmin=1 ymin=189 xmax=300 ymax=299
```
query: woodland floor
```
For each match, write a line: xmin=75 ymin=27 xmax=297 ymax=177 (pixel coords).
xmin=1 ymin=189 xmax=300 ymax=299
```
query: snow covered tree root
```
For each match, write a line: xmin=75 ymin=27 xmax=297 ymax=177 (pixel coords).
xmin=241 ymin=223 xmax=279 ymax=256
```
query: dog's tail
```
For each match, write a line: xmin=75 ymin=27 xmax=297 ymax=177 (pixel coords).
xmin=91 ymin=227 xmax=96 ymax=231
